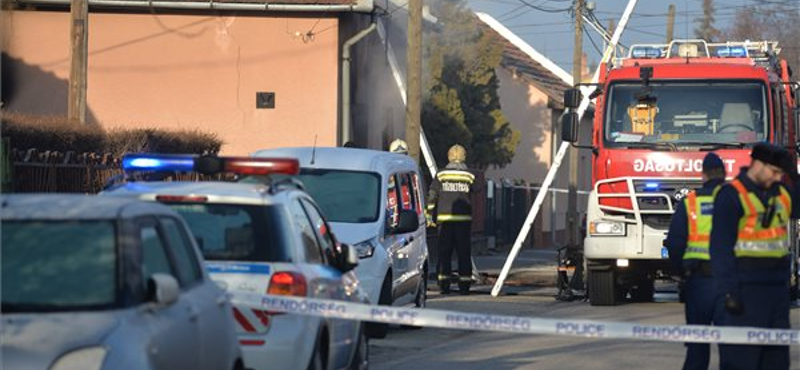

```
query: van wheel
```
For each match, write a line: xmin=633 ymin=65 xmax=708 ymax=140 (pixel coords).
xmin=307 ymin=336 xmax=327 ymax=370
xmin=402 ymin=275 xmax=426 ymax=330
xmin=588 ymin=268 xmax=618 ymax=306
xmin=367 ymin=277 xmax=391 ymax=339
xmin=349 ymin=325 xmax=369 ymax=370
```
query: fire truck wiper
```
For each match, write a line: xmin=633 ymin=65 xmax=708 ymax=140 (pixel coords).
xmin=696 ymin=142 xmax=747 ymax=151
xmin=623 ymin=142 xmax=677 ymax=151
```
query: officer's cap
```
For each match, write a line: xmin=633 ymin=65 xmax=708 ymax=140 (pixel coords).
xmin=751 ymin=142 xmax=795 ymax=174
xmin=702 ymin=152 xmax=724 ymax=172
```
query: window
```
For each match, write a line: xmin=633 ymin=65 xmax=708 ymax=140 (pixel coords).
xmin=161 ymin=217 xmax=202 ymax=287
xmin=412 ymin=173 xmax=424 ymax=216
xmin=290 ymin=200 xmax=323 ymax=263
xmin=140 ymin=224 xmax=174 ymax=281
xmin=605 ymin=81 xmax=769 ymax=147
xmin=167 ymin=203 xmax=290 ymax=262
xmin=301 ymin=199 xmax=336 ymax=261
xmin=292 ymin=169 xmax=381 ymax=223
xmin=1 ymin=221 xmax=117 ymax=311
xmin=386 ymin=174 xmax=400 ymax=229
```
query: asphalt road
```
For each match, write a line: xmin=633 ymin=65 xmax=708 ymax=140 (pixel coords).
xmin=369 ymin=285 xmax=800 ymax=370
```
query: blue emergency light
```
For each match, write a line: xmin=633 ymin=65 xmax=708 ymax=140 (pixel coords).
xmin=644 ymin=182 xmax=660 ymax=191
xmin=122 ymin=154 xmax=196 ymax=172
xmin=631 ymin=47 xmax=663 ymax=59
xmin=717 ymin=46 xmax=747 ymax=58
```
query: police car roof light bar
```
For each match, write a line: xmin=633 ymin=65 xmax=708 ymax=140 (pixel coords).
xmin=122 ymin=154 xmax=196 ymax=172
xmin=224 ymin=157 xmax=300 ymax=176
xmin=122 ymin=153 xmax=300 ymax=176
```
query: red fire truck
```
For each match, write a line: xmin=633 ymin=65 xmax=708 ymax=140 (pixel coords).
xmin=561 ymin=39 xmax=800 ymax=306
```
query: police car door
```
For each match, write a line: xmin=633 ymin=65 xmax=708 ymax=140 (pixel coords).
xmin=299 ymin=197 xmax=360 ymax=369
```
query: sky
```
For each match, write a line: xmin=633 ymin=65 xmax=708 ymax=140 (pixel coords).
xmin=465 ymin=0 xmax=778 ymax=74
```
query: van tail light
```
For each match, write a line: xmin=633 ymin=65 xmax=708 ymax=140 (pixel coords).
xmin=267 ymin=271 xmax=307 ymax=297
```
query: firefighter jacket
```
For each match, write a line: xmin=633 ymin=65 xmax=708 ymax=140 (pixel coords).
xmin=427 ymin=162 xmax=474 ymax=223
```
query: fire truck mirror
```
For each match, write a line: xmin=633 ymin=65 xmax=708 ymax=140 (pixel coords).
xmin=561 ymin=112 xmax=580 ymax=143
xmin=564 ymin=88 xmax=581 ymax=109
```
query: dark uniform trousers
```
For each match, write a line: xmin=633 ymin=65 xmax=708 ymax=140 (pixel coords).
xmin=438 ymin=221 xmax=472 ymax=287
xmin=683 ymin=271 xmax=724 ymax=370
xmin=719 ymin=283 xmax=791 ymax=370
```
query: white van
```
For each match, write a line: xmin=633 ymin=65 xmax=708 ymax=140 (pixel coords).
xmin=252 ymin=147 xmax=429 ymax=338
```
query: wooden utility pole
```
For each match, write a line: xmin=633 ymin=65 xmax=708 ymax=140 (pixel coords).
xmin=68 ymin=0 xmax=88 ymax=124
xmin=567 ymin=0 xmax=583 ymax=249
xmin=666 ymin=4 xmax=676 ymax=43
xmin=405 ymin=0 xmax=422 ymax=161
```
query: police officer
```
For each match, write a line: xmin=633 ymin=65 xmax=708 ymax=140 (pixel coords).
xmin=428 ymin=144 xmax=475 ymax=295
xmin=666 ymin=152 xmax=726 ymax=370
xmin=710 ymin=143 xmax=800 ymax=370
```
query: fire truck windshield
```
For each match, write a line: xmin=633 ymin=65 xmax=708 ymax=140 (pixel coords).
xmin=604 ymin=81 xmax=768 ymax=149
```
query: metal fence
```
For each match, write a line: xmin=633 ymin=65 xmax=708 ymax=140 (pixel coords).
xmin=9 ymin=149 xmax=123 ymax=194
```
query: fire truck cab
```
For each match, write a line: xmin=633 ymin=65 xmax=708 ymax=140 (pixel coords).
xmin=562 ymin=39 xmax=800 ymax=306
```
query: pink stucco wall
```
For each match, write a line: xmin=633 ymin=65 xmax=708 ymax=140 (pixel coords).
xmin=2 ymin=10 xmax=339 ymax=155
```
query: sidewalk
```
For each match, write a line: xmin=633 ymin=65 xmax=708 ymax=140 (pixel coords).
xmin=427 ymin=234 xmax=560 ymax=287
xmin=473 ymin=246 xmax=559 ymax=287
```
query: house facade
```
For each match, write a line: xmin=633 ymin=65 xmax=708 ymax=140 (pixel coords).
xmin=478 ymin=13 xmax=593 ymax=247
xmin=1 ymin=0 xmax=411 ymax=155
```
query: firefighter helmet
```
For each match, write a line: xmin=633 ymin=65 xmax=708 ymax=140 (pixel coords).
xmin=447 ymin=144 xmax=466 ymax=163
xmin=389 ymin=139 xmax=408 ymax=154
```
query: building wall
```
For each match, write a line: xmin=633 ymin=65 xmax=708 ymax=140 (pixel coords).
xmin=2 ymin=10 xmax=340 ymax=155
xmin=487 ymin=67 xmax=592 ymax=247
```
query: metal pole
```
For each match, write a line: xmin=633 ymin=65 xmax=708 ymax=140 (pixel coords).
xmin=666 ymin=4 xmax=676 ymax=43
xmin=566 ymin=0 xmax=583 ymax=256
xmin=68 ymin=0 xmax=88 ymax=124
xmin=491 ymin=0 xmax=639 ymax=297
xmin=405 ymin=0 xmax=422 ymax=162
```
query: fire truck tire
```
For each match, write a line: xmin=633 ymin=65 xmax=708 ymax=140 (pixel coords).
xmin=588 ymin=269 xmax=618 ymax=306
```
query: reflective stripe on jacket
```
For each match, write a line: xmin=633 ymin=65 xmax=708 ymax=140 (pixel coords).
xmin=730 ymin=179 xmax=791 ymax=258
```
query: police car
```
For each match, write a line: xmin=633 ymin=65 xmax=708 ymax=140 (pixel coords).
xmin=102 ymin=154 xmax=369 ymax=370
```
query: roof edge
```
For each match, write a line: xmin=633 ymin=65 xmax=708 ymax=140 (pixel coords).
xmin=11 ymin=0 xmax=374 ymax=13
xmin=476 ymin=12 xmax=573 ymax=86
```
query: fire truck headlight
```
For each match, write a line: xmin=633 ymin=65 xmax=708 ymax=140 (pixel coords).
xmin=589 ymin=221 xmax=626 ymax=236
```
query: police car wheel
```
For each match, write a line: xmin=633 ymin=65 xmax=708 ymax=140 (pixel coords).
xmin=402 ymin=277 xmax=427 ymax=330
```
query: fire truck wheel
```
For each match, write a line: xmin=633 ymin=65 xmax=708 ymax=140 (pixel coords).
xmin=588 ymin=268 xmax=618 ymax=306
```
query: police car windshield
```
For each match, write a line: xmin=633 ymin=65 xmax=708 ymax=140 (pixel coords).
xmin=166 ymin=203 xmax=291 ymax=262
xmin=605 ymin=81 xmax=769 ymax=148
xmin=295 ymin=169 xmax=381 ymax=224
xmin=2 ymin=221 xmax=118 ymax=312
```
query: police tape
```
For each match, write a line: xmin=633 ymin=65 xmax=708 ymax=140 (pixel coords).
xmin=231 ymin=292 xmax=800 ymax=346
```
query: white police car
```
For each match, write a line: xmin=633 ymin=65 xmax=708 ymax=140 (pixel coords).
xmin=102 ymin=154 xmax=369 ymax=370
xmin=251 ymin=147 xmax=429 ymax=338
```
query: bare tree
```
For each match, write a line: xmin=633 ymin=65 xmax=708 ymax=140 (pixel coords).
xmin=694 ymin=0 xmax=721 ymax=42
xmin=725 ymin=4 xmax=800 ymax=70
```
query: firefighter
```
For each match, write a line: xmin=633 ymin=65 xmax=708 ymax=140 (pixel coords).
xmin=665 ymin=152 xmax=726 ymax=370
xmin=389 ymin=139 xmax=409 ymax=154
xmin=710 ymin=143 xmax=799 ymax=370
xmin=428 ymin=144 xmax=475 ymax=295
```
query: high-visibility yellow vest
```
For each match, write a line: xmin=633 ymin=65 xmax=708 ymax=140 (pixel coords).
xmin=730 ymin=179 xmax=792 ymax=258
xmin=683 ymin=186 xmax=721 ymax=260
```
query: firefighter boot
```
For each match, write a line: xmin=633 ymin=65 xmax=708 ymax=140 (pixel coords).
xmin=458 ymin=276 xmax=471 ymax=295
xmin=438 ymin=275 xmax=451 ymax=295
